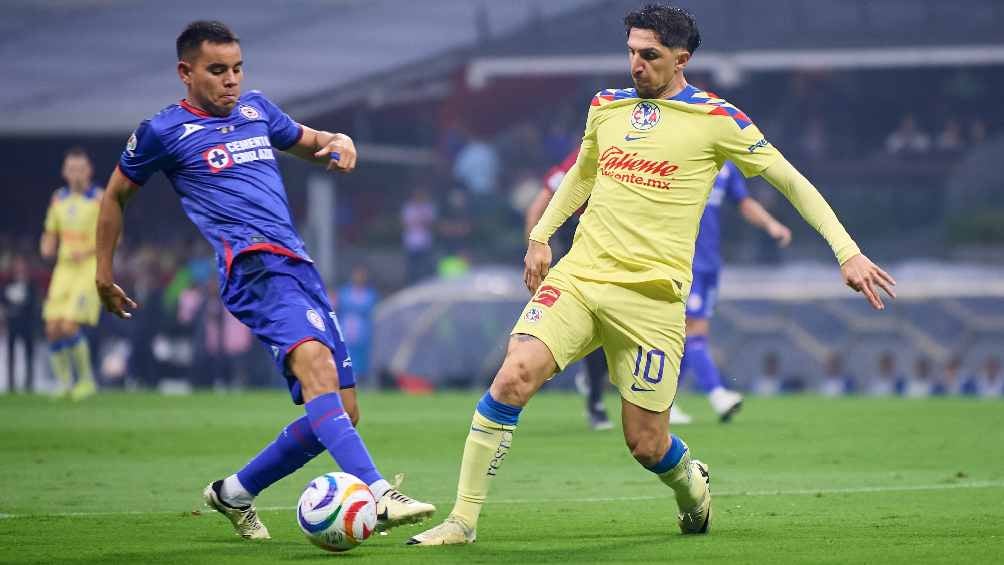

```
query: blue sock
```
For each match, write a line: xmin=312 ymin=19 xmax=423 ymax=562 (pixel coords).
xmin=475 ymin=391 xmax=522 ymax=426
xmin=647 ymin=435 xmax=689 ymax=474
xmin=304 ymin=392 xmax=382 ymax=486
xmin=237 ymin=416 xmax=324 ymax=496
xmin=683 ymin=336 xmax=723 ymax=394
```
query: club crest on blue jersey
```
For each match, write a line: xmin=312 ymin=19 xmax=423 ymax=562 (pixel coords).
xmin=203 ymin=145 xmax=234 ymax=173
xmin=125 ymin=132 xmax=137 ymax=157
xmin=630 ymin=101 xmax=661 ymax=131
xmin=306 ymin=309 xmax=325 ymax=331
xmin=239 ymin=105 xmax=261 ymax=120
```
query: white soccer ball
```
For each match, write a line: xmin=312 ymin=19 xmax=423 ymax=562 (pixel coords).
xmin=297 ymin=472 xmax=378 ymax=552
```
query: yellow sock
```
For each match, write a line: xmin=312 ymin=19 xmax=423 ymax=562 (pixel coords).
xmin=450 ymin=410 xmax=516 ymax=528
xmin=49 ymin=344 xmax=73 ymax=389
xmin=68 ymin=335 xmax=95 ymax=385
xmin=656 ymin=446 xmax=707 ymax=510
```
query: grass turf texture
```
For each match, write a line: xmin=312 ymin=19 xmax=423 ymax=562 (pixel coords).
xmin=1 ymin=392 xmax=1003 ymax=564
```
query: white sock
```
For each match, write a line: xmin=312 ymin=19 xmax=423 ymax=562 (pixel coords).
xmin=221 ymin=474 xmax=254 ymax=507
xmin=369 ymin=479 xmax=392 ymax=500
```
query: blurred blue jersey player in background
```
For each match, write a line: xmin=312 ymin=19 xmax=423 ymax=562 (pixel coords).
xmin=94 ymin=21 xmax=435 ymax=540
xmin=679 ymin=161 xmax=792 ymax=422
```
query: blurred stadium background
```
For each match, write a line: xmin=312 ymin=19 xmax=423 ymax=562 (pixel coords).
xmin=2 ymin=0 xmax=1003 ymax=400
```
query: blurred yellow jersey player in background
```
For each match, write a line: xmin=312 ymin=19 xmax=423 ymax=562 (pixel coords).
xmin=40 ymin=147 xmax=102 ymax=400
xmin=410 ymin=3 xmax=896 ymax=547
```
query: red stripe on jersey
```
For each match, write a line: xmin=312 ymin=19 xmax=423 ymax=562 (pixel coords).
xmin=180 ymin=99 xmax=213 ymax=118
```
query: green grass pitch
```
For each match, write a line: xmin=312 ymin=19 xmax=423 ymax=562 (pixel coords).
xmin=2 ymin=391 xmax=1003 ymax=563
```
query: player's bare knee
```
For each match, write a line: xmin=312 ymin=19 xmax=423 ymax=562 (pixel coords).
xmin=291 ymin=342 xmax=340 ymax=398
xmin=491 ymin=364 xmax=531 ymax=406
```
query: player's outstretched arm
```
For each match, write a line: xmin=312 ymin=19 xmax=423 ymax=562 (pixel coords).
xmin=95 ymin=167 xmax=139 ymax=319
xmin=759 ymin=157 xmax=895 ymax=310
xmin=738 ymin=197 xmax=791 ymax=247
xmin=286 ymin=125 xmax=357 ymax=172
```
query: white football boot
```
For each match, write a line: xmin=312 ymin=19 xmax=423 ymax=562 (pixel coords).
xmin=406 ymin=515 xmax=477 ymax=546
xmin=670 ymin=404 xmax=693 ymax=425
xmin=677 ymin=459 xmax=712 ymax=534
xmin=709 ymin=387 xmax=743 ymax=423
xmin=202 ymin=480 xmax=271 ymax=539
xmin=375 ymin=476 xmax=436 ymax=531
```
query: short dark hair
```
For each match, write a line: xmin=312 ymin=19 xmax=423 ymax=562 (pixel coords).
xmin=176 ymin=20 xmax=239 ymax=61
xmin=64 ymin=146 xmax=90 ymax=161
xmin=624 ymin=4 xmax=701 ymax=54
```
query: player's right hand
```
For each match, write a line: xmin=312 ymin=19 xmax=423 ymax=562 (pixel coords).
xmin=840 ymin=253 xmax=896 ymax=311
xmin=96 ymin=280 xmax=138 ymax=319
xmin=523 ymin=240 xmax=552 ymax=294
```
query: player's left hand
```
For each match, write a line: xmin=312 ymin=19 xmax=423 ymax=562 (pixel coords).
xmin=316 ymin=133 xmax=357 ymax=172
xmin=841 ymin=254 xmax=896 ymax=310
xmin=768 ymin=221 xmax=792 ymax=247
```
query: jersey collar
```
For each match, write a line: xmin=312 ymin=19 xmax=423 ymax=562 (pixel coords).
xmin=667 ymin=84 xmax=700 ymax=102
xmin=180 ymin=99 xmax=214 ymax=118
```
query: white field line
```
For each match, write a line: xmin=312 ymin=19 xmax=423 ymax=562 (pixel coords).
xmin=1 ymin=480 xmax=1002 ymax=521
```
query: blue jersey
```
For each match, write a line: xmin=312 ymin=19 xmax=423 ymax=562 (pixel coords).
xmin=118 ymin=91 xmax=307 ymax=282
xmin=692 ymin=161 xmax=748 ymax=273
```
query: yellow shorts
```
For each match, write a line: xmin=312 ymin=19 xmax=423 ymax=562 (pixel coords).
xmin=511 ymin=267 xmax=686 ymax=413
xmin=43 ymin=261 xmax=100 ymax=325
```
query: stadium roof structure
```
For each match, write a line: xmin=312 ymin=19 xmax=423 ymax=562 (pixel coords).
xmin=4 ymin=0 xmax=1002 ymax=135
xmin=466 ymin=0 xmax=1004 ymax=88
xmin=0 ymin=0 xmax=601 ymax=135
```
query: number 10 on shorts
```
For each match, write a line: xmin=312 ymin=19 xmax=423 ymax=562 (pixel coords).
xmin=633 ymin=346 xmax=666 ymax=384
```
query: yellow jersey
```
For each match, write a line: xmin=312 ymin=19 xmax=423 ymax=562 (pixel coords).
xmin=43 ymin=186 xmax=102 ymax=265
xmin=530 ymin=85 xmax=857 ymax=294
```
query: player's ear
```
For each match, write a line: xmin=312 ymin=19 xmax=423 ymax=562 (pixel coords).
xmin=675 ymin=50 xmax=691 ymax=71
xmin=177 ymin=60 xmax=193 ymax=86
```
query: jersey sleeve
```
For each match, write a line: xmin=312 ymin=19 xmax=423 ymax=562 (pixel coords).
xmin=724 ymin=162 xmax=749 ymax=203
xmin=254 ymin=92 xmax=303 ymax=150
xmin=118 ymin=120 xmax=172 ymax=186
xmin=713 ymin=106 xmax=782 ymax=178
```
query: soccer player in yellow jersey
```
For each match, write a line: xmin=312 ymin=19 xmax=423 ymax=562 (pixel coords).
xmin=410 ymin=4 xmax=896 ymax=545
xmin=40 ymin=147 xmax=103 ymax=400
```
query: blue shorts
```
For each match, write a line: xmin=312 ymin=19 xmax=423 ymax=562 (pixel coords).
xmin=222 ymin=252 xmax=355 ymax=404
xmin=685 ymin=270 xmax=719 ymax=320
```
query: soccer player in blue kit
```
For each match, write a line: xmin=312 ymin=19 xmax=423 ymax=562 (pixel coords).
xmin=680 ymin=160 xmax=791 ymax=422
xmin=95 ymin=21 xmax=435 ymax=539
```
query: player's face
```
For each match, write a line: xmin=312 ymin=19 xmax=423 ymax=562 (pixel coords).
xmin=178 ymin=41 xmax=243 ymax=117
xmin=627 ymin=28 xmax=690 ymax=99
xmin=61 ymin=155 xmax=92 ymax=190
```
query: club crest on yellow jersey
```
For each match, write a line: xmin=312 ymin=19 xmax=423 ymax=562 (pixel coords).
xmin=629 ymin=101 xmax=661 ymax=130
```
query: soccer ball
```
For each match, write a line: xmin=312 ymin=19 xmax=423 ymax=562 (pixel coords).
xmin=297 ymin=472 xmax=377 ymax=552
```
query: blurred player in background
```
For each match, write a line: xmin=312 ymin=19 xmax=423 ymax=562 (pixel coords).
xmin=411 ymin=3 xmax=894 ymax=546
xmin=679 ymin=160 xmax=791 ymax=422
xmin=527 ymin=150 xmax=791 ymax=426
xmin=40 ymin=147 xmax=102 ymax=400
xmin=95 ymin=20 xmax=434 ymax=541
